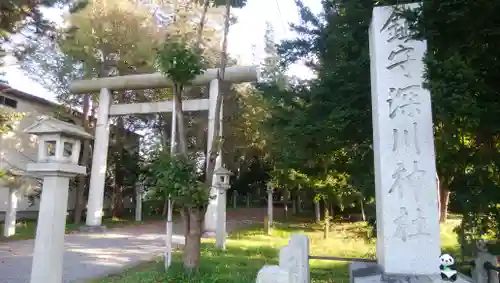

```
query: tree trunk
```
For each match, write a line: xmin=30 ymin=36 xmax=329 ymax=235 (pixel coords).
xmin=329 ymin=203 xmax=333 ymax=221
xmin=73 ymin=94 xmax=91 ymax=224
xmin=283 ymin=190 xmax=289 ymax=221
xmin=323 ymin=203 xmax=329 ymax=239
xmin=195 ymin=0 xmax=211 ymax=47
xmin=112 ymin=103 xmax=126 ymax=218
xmin=162 ymin=201 xmax=168 ymax=216
xmin=174 ymin=85 xmax=188 ymax=157
xmin=183 ymin=207 xmax=203 ymax=271
xmin=315 ymin=200 xmax=320 ymax=223
xmin=180 ymin=207 xmax=190 ymax=243
xmin=439 ymin=179 xmax=451 ymax=223
xmin=284 ymin=200 xmax=288 ymax=221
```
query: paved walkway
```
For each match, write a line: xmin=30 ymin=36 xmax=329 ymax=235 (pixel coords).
xmin=0 ymin=207 xmax=270 ymax=283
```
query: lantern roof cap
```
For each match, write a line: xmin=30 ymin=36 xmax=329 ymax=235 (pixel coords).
xmin=213 ymin=167 xmax=233 ymax=176
xmin=23 ymin=116 xmax=93 ymax=140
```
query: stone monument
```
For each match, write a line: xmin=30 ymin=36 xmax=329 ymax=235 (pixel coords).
xmin=350 ymin=4 xmax=472 ymax=283
xmin=24 ymin=116 xmax=92 ymax=283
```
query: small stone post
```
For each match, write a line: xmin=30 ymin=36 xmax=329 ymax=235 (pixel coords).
xmin=323 ymin=206 xmax=329 ymax=239
xmin=3 ymin=186 xmax=18 ymax=237
xmin=215 ymin=167 xmax=233 ymax=249
xmin=135 ymin=181 xmax=144 ymax=222
xmin=473 ymin=240 xmax=499 ymax=283
xmin=232 ymin=190 xmax=238 ymax=209
xmin=24 ymin=116 xmax=92 ymax=283
xmin=297 ymin=194 xmax=302 ymax=213
xmin=266 ymin=184 xmax=274 ymax=225
xmin=246 ymin=193 xmax=251 ymax=208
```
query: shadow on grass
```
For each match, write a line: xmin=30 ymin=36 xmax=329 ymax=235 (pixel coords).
xmin=93 ymin=241 xmax=352 ymax=283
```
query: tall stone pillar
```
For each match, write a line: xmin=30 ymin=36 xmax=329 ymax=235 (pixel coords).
xmin=3 ymin=187 xmax=18 ymax=237
xmin=85 ymin=87 xmax=111 ymax=229
xmin=369 ymin=3 xmax=440 ymax=275
xmin=204 ymin=78 xmax=223 ymax=236
xmin=31 ymin=175 xmax=72 ymax=283
xmin=84 ymin=54 xmax=118 ymax=230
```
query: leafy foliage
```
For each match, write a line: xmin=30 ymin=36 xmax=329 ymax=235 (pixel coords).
xmin=0 ymin=109 xmax=25 ymax=180
xmin=252 ymin=0 xmax=374 ymax=215
xmin=270 ymin=0 xmax=500 ymax=245
xmin=156 ymin=41 xmax=207 ymax=87
xmin=395 ymin=0 xmax=500 ymax=242
xmin=145 ymin=151 xmax=211 ymax=209
xmin=0 ymin=109 xmax=24 ymax=134
xmin=212 ymin=0 xmax=248 ymax=8
xmin=0 ymin=0 xmax=87 ymax=66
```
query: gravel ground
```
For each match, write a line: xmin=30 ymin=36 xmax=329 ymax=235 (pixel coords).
xmin=0 ymin=207 xmax=272 ymax=283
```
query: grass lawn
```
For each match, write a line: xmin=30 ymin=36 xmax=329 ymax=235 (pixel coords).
xmin=0 ymin=215 xmax=164 ymax=242
xmin=90 ymin=219 xmax=462 ymax=283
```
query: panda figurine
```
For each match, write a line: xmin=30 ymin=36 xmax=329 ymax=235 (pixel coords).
xmin=439 ymin=254 xmax=458 ymax=282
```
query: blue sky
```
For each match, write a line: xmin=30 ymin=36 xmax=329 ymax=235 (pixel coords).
xmin=3 ymin=0 xmax=322 ymax=101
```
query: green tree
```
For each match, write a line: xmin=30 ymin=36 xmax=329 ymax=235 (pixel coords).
xmin=0 ymin=0 xmax=87 ymax=65
xmin=156 ymin=39 xmax=208 ymax=271
xmin=261 ymin=22 xmax=287 ymax=88
xmin=403 ymin=0 xmax=500 ymax=239
xmin=146 ymin=152 xmax=210 ymax=271
xmin=261 ymin=0 xmax=375 ymax=220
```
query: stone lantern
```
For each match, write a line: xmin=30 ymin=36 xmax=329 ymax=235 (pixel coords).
xmin=23 ymin=116 xmax=92 ymax=283
xmin=214 ymin=167 xmax=233 ymax=249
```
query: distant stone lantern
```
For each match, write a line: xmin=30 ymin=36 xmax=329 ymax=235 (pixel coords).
xmin=24 ymin=116 xmax=93 ymax=283
xmin=215 ymin=167 xmax=232 ymax=191
xmin=214 ymin=167 xmax=233 ymax=249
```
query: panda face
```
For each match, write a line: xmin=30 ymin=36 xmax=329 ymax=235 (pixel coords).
xmin=440 ymin=254 xmax=455 ymax=266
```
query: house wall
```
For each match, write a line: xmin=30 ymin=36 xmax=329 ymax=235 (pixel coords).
xmin=0 ymin=91 xmax=137 ymax=222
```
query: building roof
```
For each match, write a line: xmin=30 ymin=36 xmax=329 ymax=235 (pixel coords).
xmin=0 ymin=83 xmax=58 ymax=108
xmin=0 ymin=83 xmax=141 ymax=138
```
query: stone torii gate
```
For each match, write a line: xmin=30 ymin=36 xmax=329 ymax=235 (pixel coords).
xmin=68 ymin=65 xmax=259 ymax=233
